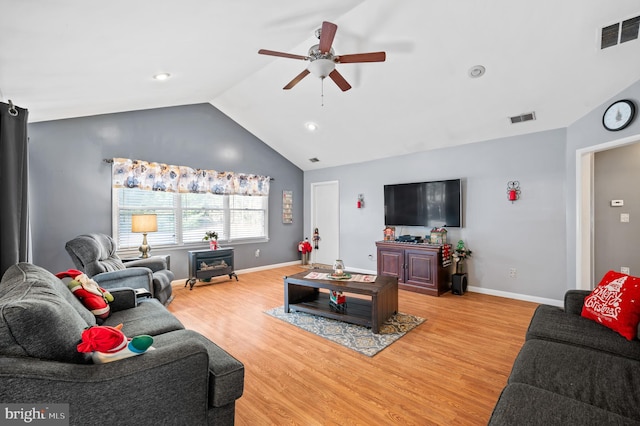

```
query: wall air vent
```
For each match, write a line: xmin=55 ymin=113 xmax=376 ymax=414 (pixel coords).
xmin=601 ymin=15 xmax=640 ymax=49
xmin=309 ymin=157 xmax=320 ymax=163
xmin=510 ymin=112 xmax=536 ymax=124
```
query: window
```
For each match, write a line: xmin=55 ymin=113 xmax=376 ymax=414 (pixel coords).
xmin=114 ymin=188 xmax=268 ymax=250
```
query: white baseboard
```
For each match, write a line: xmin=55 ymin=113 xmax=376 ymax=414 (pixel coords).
xmin=345 ymin=266 xmax=561 ymax=306
xmin=235 ymin=260 xmax=301 ymax=275
xmin=467 ymin=286 xmax=563 ymax=307
xmin=174 ymin=261 xmax=564 ymax=307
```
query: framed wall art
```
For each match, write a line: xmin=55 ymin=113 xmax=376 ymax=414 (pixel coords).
xmin=282 ymin=190 xmax=293 ymax=224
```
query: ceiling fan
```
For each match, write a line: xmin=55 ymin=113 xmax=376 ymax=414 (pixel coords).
xmin=258 ymin=21 xmax=386 ymax=92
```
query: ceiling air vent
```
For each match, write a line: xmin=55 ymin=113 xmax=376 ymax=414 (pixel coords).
xmin=510 ymin=112 xmax=536 ymax=124
xmin=621 ymin=16 xmax=640 ymax=43
xmin=601 ymin=23 xmax=620 ymax=49
xmin=601 ymin=15 xmax=640 ymax=49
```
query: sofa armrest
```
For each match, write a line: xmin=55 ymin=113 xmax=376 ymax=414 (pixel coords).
xmin=564 ymin=290 xmax=592 ymax=315
xmin=0 ymin=336 xmax=212 ymax=425
xmin=93 ymin=267 xmax=153 ymax=296
xmin=107 ymin=287 xmax=137 ymax=312
xmin=124 ymin=257 xmax=167 ymax=273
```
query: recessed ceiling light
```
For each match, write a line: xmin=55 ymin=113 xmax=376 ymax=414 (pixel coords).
xmin=468 ymin=65 xmax=486 ymax=78
xmin=305 ymin=122 xmax=318 ymax=131
xmin=153 ymin=73 xmax=171 ymax=81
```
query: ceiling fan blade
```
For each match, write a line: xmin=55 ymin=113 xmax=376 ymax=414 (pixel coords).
xmin=328 ymin=69 xmax=352 ymax=92
xmin=318 ymin=21 xmax=338 ymax=53
xmin=283 ymin=69 xmax=310 ymax=90
xmin=335 ymin=52 xmax=386 ymax=63
xmin=258 ymin=49 xmax=308 ymax=61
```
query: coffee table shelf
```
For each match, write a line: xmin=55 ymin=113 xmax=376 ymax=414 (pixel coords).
xmin=289 ymin=292 xmax=374 ymax=328
xmin=284 ymin=270 xmax=398 ymax=333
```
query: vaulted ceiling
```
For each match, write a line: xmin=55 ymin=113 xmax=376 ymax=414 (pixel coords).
xmin=2 ymin=1 xmax=639 ymax=170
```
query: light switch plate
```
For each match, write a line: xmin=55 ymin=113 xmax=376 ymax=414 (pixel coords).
xmin=611 ymin=200 xmax=624 ymax=207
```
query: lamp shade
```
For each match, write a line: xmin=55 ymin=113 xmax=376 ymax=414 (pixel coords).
xmin=131 ymin=214 xmax=157 ymax=233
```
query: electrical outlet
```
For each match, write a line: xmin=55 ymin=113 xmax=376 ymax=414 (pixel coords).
xmin=621 ymin=213 xmax=630 ymax=223
xmin=509 ymin=268 xmax=517 ymax=278
xmin=255 ymin=249 xmax=260 ymax=258
xmin=621 ymin=267 xmax=630 ymax=275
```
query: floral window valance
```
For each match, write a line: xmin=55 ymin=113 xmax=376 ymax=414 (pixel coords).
xmin=111 ymin=158 xmax=270 ymax=196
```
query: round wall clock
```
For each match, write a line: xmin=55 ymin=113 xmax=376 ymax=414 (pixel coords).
xmin=602 ymin=99 xmax=636 ymax=131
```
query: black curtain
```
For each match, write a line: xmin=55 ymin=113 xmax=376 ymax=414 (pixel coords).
xmin=0 ymin=102 xmax=30 ymax=276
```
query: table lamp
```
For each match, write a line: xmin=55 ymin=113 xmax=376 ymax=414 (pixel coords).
xmin=131 ymin=214 xmax=157 ymax=258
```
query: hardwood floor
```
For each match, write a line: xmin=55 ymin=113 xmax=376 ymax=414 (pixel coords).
xmin=168 ymin=265 xmax=538 ymax=426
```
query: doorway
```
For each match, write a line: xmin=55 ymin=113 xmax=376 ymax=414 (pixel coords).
xmin=576 ymin=134 xmax=640 ymax=290
xmin=310 ymin=181 xmax=340 ymax=266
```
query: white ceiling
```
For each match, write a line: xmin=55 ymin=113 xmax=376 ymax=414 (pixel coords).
xmin=2 ymin=1 xmax=639 ymax=171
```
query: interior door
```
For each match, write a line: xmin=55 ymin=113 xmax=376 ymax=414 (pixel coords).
xmin=310 ymin=181 xmax=340 ymax=266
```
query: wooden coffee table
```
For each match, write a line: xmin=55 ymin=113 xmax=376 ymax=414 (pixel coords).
xmin=283 ymin=270 xmax=398 ymax=334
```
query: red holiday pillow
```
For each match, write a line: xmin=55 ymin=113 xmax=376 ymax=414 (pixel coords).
xmin=581 ymin=270 xmax=640 ymax=340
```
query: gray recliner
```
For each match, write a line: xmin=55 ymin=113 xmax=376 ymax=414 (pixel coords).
xmin=65 ymin=233 xmax=174 ymax=305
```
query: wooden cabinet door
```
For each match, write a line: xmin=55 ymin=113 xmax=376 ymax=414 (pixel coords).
xmin=405 ymin=249 xmax=437 ymax=289
xmin=377 ymin=247 xmax=405 ymax=281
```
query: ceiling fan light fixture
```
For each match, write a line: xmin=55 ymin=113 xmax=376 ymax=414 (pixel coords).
xmin=308 ymin=59 xmax=335 ymax=79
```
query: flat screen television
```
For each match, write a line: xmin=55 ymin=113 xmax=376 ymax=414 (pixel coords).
xmin=384 ymin=179 xmax=462 ymax=227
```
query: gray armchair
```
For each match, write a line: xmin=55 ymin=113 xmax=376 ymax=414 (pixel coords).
xmin=65 ymin=233 xmax=174 ymax=305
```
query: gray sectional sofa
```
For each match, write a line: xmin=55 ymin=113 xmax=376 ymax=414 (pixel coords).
xmin=0 ymin=263 xmax=244 ymax=425
xmin=489 ymin=290 xmax=640 ymax=425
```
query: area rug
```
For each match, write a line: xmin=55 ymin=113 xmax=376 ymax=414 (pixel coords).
xmin=264 ymin=307 xmax=425 ymax=356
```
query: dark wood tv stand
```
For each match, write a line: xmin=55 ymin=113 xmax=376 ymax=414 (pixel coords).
xmin=376 ymin=241 xmax=451 ymax=296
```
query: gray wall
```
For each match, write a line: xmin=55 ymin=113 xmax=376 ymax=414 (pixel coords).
xmin=304 ymin=129 xmax=568 ymax=302
xmin=301 ymin=77 xmax=640 ymax=303
xmin=25 ymin=78 xmax=640 ymax=302
xmin=594 ymin=143 xmax=640 ymax=280
xmin=566 ymin=79 xmax=640 ymax=289
xmin=28 ymin=103 xmax=303 ymax=279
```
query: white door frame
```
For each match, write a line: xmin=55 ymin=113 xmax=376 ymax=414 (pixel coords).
xmin=576 ymin=133 xmax=640 ymax=289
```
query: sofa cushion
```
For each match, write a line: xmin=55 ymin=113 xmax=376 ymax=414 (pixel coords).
xmin=527 ymin=305 xmax=640 ymax=361
xmin=508 ymin=339 xmax=640 ymax=421
xmin=103 ymin=298 xmax=184 ymax=337
xmin=581 ymin=270 xmax=640 ymax=340
xmin=0 ymin=263 xmax=95 ymax=363
xmin=1 ymin=263 xmax=96 ymax=326
xmin=489 ymin=383 xmax=640 ymax=425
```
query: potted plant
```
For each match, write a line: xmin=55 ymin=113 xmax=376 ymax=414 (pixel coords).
xmin=297 ymin=238 xmax=312 ymax=265
xmin=452 ymin=240 xmax=472 ymax=274
xmin=203 ymin=231 xmax=218 ymax=250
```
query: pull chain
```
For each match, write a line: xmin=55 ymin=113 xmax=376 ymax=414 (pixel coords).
xmin=321 ymin=78 xmax=325 ymax=107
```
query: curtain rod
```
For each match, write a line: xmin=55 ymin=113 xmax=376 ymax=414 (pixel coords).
xmin=7 ymin=100 xmax=18 ymax=117
xmin=102 ymin=158 xmax=274 ymax=180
